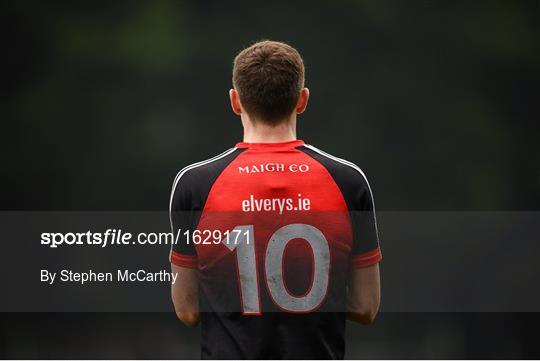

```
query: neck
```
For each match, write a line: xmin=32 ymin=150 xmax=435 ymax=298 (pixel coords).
xmin=242 ymin=114 xmax=297 ymax=143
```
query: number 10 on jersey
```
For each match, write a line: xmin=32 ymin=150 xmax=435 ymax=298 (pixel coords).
xmin=223 ymin=224 xmax=330 ymax=315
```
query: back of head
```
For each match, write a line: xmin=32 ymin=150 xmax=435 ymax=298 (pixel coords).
xmin=232 ymin=40 xmax=305 ymax=125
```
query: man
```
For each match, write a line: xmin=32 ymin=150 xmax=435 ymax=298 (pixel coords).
xmin=170 ymin=40 xmax=381 ymax=359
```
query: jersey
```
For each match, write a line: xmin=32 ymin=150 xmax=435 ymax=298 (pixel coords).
xmin=169 ymin=140 xmax=381 ymax=359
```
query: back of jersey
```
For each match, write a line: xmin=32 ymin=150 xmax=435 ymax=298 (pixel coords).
xmin=170 ymin=140 xmax=381 ymax=359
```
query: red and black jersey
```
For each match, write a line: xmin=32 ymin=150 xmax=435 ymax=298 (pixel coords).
xmin=169 ymin=140 xmax=381 ymax=359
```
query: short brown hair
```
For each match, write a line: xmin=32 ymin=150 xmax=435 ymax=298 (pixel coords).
xmin=232 ymin=40 xmax=305 ymax=125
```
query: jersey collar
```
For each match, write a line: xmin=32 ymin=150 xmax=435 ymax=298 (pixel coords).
xmin=235 ymin=139 xmax=305 ymax=150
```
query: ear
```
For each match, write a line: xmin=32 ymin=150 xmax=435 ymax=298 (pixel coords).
xmin=296 ymin=87 xmax=310 ymax=114
xmin=229 ymin=89 xmax=242 ymax=116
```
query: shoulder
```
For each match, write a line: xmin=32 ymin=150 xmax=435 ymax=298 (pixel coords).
xmin=171 ymin=148 xmax=238 ymax=187
xmin=298 ymin=144 xmax=376 ymax=210
xmin=169 ymin=147 xmax=242 ymax=209
xmin=298 ymin=144 xmax=372 ymax=189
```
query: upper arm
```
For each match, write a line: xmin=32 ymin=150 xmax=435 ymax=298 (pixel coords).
xmin=171 ymin=264 xmax=200 ymax=326
xmin=347 ymin=263 xmax=380 ymax=324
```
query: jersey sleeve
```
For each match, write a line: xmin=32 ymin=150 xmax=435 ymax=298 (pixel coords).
xmin=296 ymin=145 xmax=382 ymax=268
xmin=169 ymin=172 xmax=198 ymax=269
xmin=168 ymin=148 xmax=244 ymax=269
xmin=348 ymin=172 xmax=381 ymax=268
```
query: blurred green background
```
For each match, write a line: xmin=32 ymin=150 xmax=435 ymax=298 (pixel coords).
xmin=1 ymin=0 xmax=539 ymax=359
xmin=3 ymin=0 xmax=538 ymax=211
